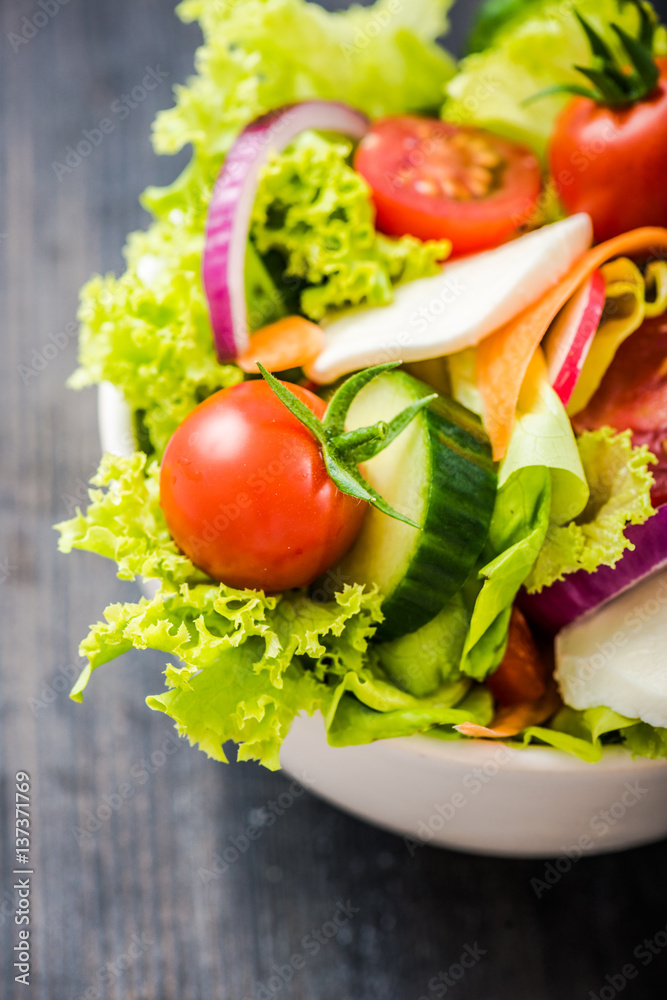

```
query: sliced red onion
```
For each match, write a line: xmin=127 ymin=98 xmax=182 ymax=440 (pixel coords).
xmin=203 ymin=101 xmax=370 ymax=361
xmin=519 ymin=504 xmax=667 ymax=635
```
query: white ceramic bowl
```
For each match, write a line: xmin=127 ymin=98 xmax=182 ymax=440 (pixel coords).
xmin=98 ymin=383 xmax=667 ymax=857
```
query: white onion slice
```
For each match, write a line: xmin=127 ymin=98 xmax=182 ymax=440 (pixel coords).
xmin=202 ymin=101 xmax=370 ymax=361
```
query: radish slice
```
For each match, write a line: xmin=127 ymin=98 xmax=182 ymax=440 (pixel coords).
xmin=543 ymin=269 xmax=606 ymax=406
xmin=203 ymin=101 xmax=370 ymax=362
xmin=519 ymin=503 xmax=667 ymax=635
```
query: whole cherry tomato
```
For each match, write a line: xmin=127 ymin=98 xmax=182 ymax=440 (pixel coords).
xmin=550 ymin=58 xmax=667 ymax=243
xmin=160 ymin=381 xmax=367 ymax=592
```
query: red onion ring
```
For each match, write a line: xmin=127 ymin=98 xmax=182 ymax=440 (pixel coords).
xmin=203 ymin=101 xmax=370 ymax=361
xmin=519 ymin=503 xmax=667 ymax=634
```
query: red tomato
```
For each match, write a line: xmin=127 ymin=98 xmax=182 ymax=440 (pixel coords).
xmin=354 ymin=116 xmax=542 ymax=255
xmin=487 ymin=608 xmax=548 ymax=707
xmin=160 ymin=381 xmax=367 ymax=592
xmin=550 ymin=57 xmax=667 ymax=243
xmin=573 ymin=315 xmax=667 ymax=506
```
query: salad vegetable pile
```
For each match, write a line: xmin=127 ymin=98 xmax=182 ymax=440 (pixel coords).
xmin=58 ymin=0 xmax=667 ymax=769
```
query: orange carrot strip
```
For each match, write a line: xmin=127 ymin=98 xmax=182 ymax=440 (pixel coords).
xmin=237 ymin=316 xmax=325 ymax=374
xmin=476 ymin=227 xmax=667 ymax=460
xmin=454 ymin=682 xmax=561 ymax=741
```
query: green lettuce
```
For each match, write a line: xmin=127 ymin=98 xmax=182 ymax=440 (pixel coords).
xmin=71 ymin=0 xmax=456 ymax=457
xmin=57 ymin=454 xmax=489 ymax=768
xmin=459 ymin=371 xmax=657 ymax=680
xmin=443 ymin=0 xmax=667 ymax=156
xmin=461 ymin=368 xmax=589 ymax=680
xmin=466 ymin=0 xmax=543 ymax=54
xmin=622 ymin=723 xmax=667 ymax=760
xmin=157 ymin=0 xmax=456 ymax=160
xmin=249 ymin=131 xmax=450 ymax=321
xmin=525 ymin=428 xmax=657 ymax=592
xmin=521 ymin=705 xmax=664 ymax=763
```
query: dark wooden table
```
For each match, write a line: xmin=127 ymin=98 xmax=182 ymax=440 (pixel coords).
xmin=2 ymin=1 xmax=667 ymax=997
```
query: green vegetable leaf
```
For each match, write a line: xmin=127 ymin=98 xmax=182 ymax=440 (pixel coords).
xmin=160 ymin=0 xmax=456 ymax=156
xmin=326 ymin=675 xmax=492 ymax=746
xmin=525 ymin=428 xmax=657 ymax=592
xmin=72 ymin=1 xmax=455 ymax=458
xmin=55 ymin=453 xmax=208 ymax=587
xmin=466 ymin=0 xmax=543 ymax=54
xmin=444 ymin=0 xmax=667 ymax=156
xmin=622 ymin=722 xmax=667 ymax=760
xmin=522 ymin=705 xmax=640 ymax=762
xmin=460 ymin=361 xmax=588 ymax=680
xmin=250 ymin=132 xmax=451 ymax=322
xmin=59 ymin=452 xmax=483 ymax=767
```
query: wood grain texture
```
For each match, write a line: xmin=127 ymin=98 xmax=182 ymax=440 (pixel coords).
xmin=1 ymin=1 xmax=667 ymax=998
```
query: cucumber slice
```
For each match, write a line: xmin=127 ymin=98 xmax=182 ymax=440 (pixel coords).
xmin=377 ymin=593 xmax=470 ymax=697
xmin=337 ymin=370 xmax=497 ymax=641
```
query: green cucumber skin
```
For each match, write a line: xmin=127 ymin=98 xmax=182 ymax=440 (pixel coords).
xmin=375 ymin=386 xmax=497 ymax=641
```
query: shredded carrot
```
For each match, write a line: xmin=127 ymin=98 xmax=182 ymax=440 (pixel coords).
xmin=237 ymin=316 xmax=325 ymax=374
xmin=454 ymin=682 xmax=561 ymax=741
xmin=476 ymin=227 xmax=667 ymax=460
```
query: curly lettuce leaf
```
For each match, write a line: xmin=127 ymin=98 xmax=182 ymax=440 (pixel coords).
xmin=250 ymin=131 xmax=450 ymax=321
xmin=56 ymin=453 xmax=207 ymax=587
xmin=526 ymin=428 xmax=657 ymax=592
xmin=148 ymin=643 xmax=325 ymax=770
xmin=156 ymin=0 xmax=456 ymax=160
xmin=59 ymin=454 xmax=484 ymax=767
xmin=444 ymin=0 xmax=667 ymax=156
xmin=71 ymin=0 xmax=456 ymax=456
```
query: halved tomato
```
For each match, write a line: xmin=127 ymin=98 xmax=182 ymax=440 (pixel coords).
xmin=354 ymin=116 xmax=542 ymax=255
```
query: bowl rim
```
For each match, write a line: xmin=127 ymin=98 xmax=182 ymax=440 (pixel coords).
xmin=98 ymin=382 xmax=667 ymax=778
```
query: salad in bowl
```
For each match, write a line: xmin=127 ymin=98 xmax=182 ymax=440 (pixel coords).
xmin=59 ymin=0 xmax=667 ymax=848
